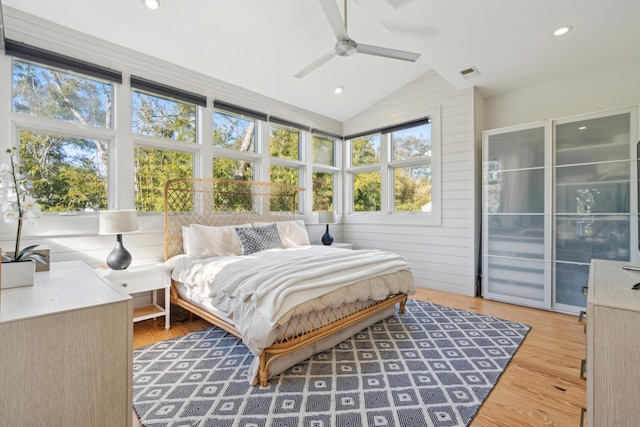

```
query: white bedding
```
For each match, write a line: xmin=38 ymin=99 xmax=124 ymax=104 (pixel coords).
xmin=166 ymin=245 xmax=416 ymax=380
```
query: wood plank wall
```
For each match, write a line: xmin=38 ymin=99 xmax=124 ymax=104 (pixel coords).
xmin=343 ymin=71 xmax=480 ymax=296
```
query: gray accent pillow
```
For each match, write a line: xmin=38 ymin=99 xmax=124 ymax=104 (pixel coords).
xmin=235 ymin=224 xmax=284 ymax=255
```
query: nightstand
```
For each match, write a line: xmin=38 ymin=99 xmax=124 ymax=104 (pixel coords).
xmin=96 ymin=263 xmax=171 ymax=330
xmin=318 ymin=242 xmax=354 ymax=249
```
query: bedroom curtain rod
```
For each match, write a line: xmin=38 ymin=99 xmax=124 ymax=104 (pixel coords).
xmin=4 ymin=39 xmax=122 ymax=83
xmin=344 ymin=116 xmax=430 ymax=140
xmin=131 ymin=75 xmax=207 ymax=107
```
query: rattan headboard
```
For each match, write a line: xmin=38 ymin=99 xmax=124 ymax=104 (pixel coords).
xmin=164 ymin=178 xmax=304 ymax=260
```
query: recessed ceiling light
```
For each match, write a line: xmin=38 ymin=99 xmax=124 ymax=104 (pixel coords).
xmin=553 ymin=25 xmax=573 ymax=37
xmin=578 ymin=126 xmax=586 ymax=130
xmin=144 ymin=0 xmax=160 ymax=10
xmin=334 ymin=86 xmax=343 ymax=94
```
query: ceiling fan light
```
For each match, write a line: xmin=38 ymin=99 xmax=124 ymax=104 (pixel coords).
xmin=144 ymin=0 xmax=160 ymax=10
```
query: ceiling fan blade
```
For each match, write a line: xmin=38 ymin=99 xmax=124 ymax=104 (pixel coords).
xmin=294 ymin=50 xmax=338 ymax=79
xmin=355 ymin=43 xmax=421 ymax=62
xmin=318 ymin=0 xmax=348 ymax=40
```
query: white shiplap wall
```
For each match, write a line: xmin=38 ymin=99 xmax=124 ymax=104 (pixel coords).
xmin=343 ymin=71 xmax=480 ymax=296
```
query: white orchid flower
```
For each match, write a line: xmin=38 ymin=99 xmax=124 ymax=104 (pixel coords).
xmin=22 ymin=196 xmax=40 ymax=211
xmin=25 ymin=209 xmax=42 ymax=225
xmin=1 ymin=202 xmax=12 ymax=213
xmin=0 ymin=163 xmax=10 ymax=177
xmin=4 ymin=210 xmax=18 ymax=223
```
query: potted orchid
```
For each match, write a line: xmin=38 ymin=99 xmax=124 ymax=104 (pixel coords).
xmin=0 ymin=147 xmax=47 ymax=288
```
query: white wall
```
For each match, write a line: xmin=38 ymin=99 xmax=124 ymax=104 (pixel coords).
xmin=484 ymin=60 xmax=640 ymax=130
xmin=343 ymin=71 xmax=480 ymax=296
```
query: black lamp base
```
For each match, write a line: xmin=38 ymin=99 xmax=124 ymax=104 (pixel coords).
xmin=321 ymin=224 xmax=333 ymax=245
xmin=107 ymin=234 xmax=132 ymax=270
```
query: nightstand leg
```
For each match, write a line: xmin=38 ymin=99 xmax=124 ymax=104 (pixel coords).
xmin=164 ymin=287 xmax=170 ymax=330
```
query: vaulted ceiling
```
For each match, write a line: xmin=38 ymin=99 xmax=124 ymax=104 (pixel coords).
xmin=3 ymin=0 xmax=639 ymax=122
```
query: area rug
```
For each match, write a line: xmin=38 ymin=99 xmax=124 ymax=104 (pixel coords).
xmin=132 ymin=299 xmax=530 ymax=427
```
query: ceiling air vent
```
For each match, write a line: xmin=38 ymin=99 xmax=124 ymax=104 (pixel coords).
xmin=459 ymin=66 xmax=481 ymax=79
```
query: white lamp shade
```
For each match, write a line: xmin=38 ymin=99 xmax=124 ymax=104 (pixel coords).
xmin=99 ymin=210 xmax=139 ymax=235
xmin=318 ymin=210 xmax=337 ymax=224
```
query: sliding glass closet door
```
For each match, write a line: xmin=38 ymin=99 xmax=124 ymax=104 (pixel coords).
xmin=483 ymin=106 xmax=637 ymax=314
xmin=553 ymin=108 xmax=637 ymax=312
xmin=482 ymin=123 xmax=551 ymax=309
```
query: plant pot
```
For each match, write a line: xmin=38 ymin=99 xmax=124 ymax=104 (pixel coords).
xmin=1 ymin=260 xmax=36 ymax=289
xmin=4 ymin=248 xmax=50 ymax=272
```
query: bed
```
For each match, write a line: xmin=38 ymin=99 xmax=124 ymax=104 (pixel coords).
xmin=164 ymin=178 xmax=416 ymax=385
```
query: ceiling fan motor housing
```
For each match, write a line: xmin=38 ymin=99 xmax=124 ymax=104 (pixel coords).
xmin=336 ymin=39 xmax=357 ymax=56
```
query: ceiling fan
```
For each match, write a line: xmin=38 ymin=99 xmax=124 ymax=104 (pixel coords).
xmin=294 ymin=0 xmax=421 ymax=78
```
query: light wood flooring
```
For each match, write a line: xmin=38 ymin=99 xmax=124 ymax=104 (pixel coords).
xmin=132 ymin=287 xmax=586 ymax=427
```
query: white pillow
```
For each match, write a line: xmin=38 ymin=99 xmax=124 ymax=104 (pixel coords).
xmin=190 ymin=223 xmax=251 ymax=258
xmin=182 ymin=225 xmax=197 ymax=256
xmin=253 ymin=219 xmax=310 ymax=248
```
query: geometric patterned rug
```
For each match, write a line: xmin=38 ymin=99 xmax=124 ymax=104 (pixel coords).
xmin=132 ymin=299 xmax=530 ymax=427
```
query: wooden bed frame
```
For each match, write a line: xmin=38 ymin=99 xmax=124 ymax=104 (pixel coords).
xmin=164 ymin=178 xmax=408 ymax=385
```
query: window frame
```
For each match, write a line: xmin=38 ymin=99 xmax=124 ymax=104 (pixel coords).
xmin=311 ymin=134 xmax=341 ymax=214
xmin=344 ymin=109 xmax=442 ymax=226
xmin=212 ymin=107 xmax=263 ymax=181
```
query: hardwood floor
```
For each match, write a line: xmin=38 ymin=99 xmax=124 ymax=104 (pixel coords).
xmin=132 ymin=287 xmax=586 ymax=427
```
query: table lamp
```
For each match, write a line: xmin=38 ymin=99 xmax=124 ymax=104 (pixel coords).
xmin=318 ymin=210 xmax=337 ymax=245
xmin=99 ymin=209 xmax=139 ymax=270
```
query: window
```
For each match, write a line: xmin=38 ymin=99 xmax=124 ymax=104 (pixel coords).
xmin=270 ymin=123 xmax=304 ymax=205
xmin=351 ymin=135 xmax=381 ymax=167
xmin=270 ymin=125 xmax=301 ymax=160
xmin=214 ymin=158 xmax=254 ymax=181
xmin=389 ymin=122 xmax=432 ymax=212
xmin=349 ymin=133 xmax=382 ymax=213
xmin=132 ymin=91 xmax=196 ymax=143
xmin=213 ymin=111 xmax=256 ymax=152
xmin=131 ymin=80 xmax=203 ymax=211
xmin=12 ymin=59 xmax=114 ymax=129
xmin=312 ymin=135 xmax=334 ymax=166
xmin=312 ymin=172 xmax=333 ymax=211
xmin=212 ymin=109 xmax=258 ymax=181
xmin=311 ymin=134 xmax=339 ymax=212
xmin=19 ymin=130 xmax=108 ymax=212
xmin=353 ymin=171 xmax=381 ymax=212
xmin=11 ymin=58 xmax=113 ymax=213
xmin=134 ymin=147 xmax=193 ymax=212
xmin=346 ymin=116 xmax=439 ymax=224
xmin=270 ymin=165 xmax=299 ymax=187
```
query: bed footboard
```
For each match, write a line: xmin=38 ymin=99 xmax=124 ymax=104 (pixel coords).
xmin=257 ymin=293 xmax=408 ymax=386
xmin=170 ymin=286 xmax=408 ymax=386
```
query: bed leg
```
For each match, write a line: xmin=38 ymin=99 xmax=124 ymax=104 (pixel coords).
xmin=259 ymin=354 xmax=268 ymax=387
xmin=399 ymin=297 xmax=408 ymax=314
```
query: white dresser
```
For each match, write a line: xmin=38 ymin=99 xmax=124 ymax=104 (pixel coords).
xmin=0 ymin=260 xmax=133 ymax=427
xmin=586 ymin=259 xmax=640 ymax=426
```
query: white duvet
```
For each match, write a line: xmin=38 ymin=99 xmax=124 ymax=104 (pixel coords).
xmin=166 ymin=246 xmax=416 ymax=378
